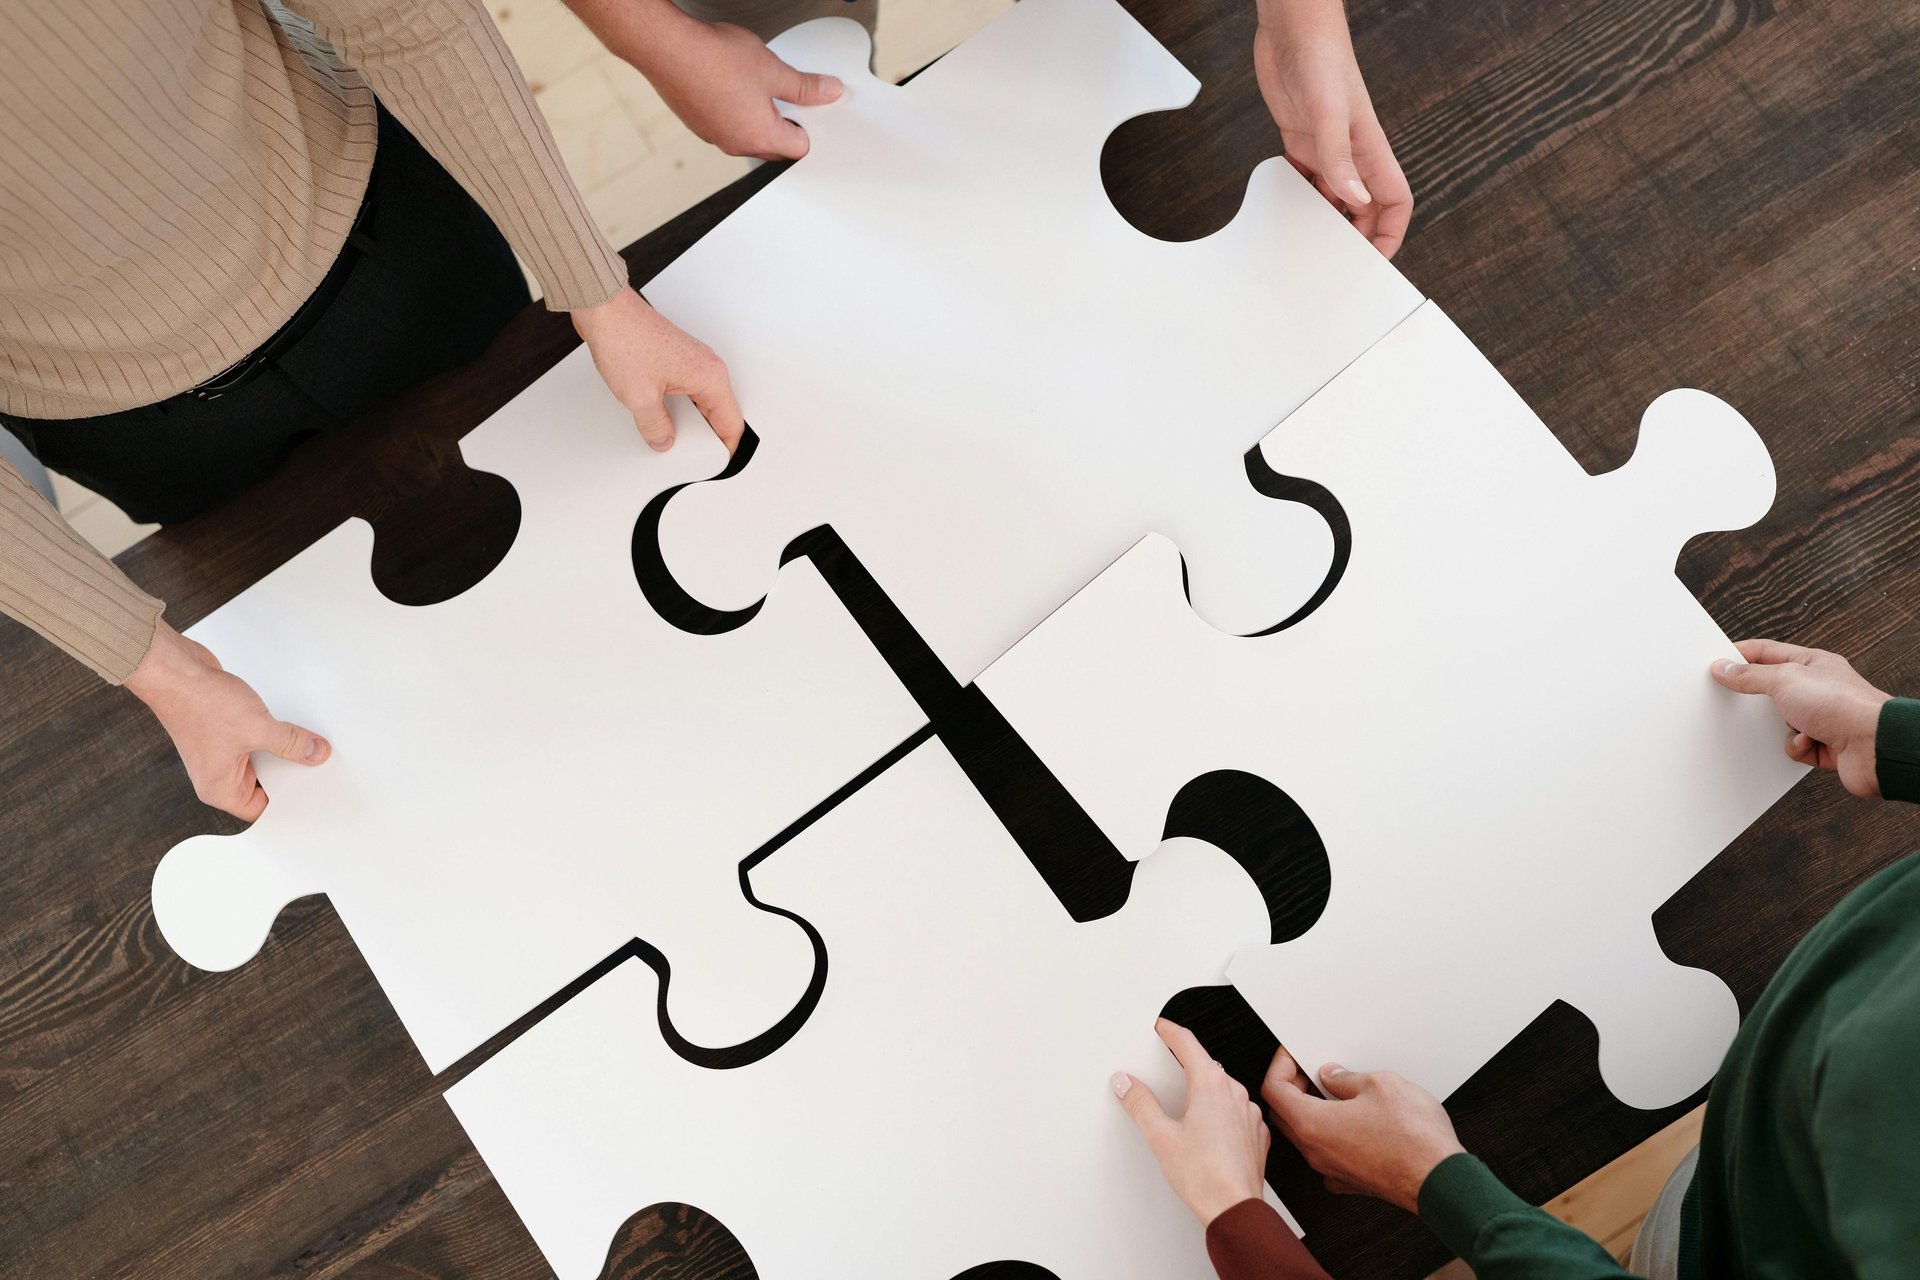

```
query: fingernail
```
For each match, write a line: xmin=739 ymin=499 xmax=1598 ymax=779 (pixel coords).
xmin=1110 ymin=1072 xmax=1132 ymax=1099
xmin=1322 ymin=1063 xmax=1347 ymax=1078
xmin=307 ymin=736 xmax=330 ymax=762
xmin=1345 ymin=178 xmax=1372 ymax=206
xmin=649 ymin=437 xmax=673 ymax=453
xmin=1714 ymin=660 xmax=1747 ymax=678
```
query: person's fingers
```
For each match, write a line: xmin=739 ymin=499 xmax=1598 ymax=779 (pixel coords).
xmin=1155 ymin=1018 xmax=1215 ymax=1078
xmin=1354 ymin=132 xmax=1412 ymax=258
xmin=1787 ymin=731 xmax=1821 ymax=766
xmin=762 ymin=114 xmax=811 ymax=162
xmin=774 ymin=64 xmax=844 ymax=107
xmin=231 ymin=782 xmax=269 ymax=823
xmin=1317 ymin=1063 xmax=1367 ymax=1101
xmin=687 ymin=365 xmax=747 ymax=454
xmin=1262 ymin=1050 xmax=1324 ymax=1138
xmin=1349 ymin=199 xmax=1380 ymax=250
xmin=1312 ymin=104 xmax=1370 ymax=211
xmin=1712 ymin=657 xmax=1794 ymax=696
xmin=1262 ymin=1046 xmax=1311 ymax=1105
xmin=1111 ymin=1071 xmax=1173 ymax=1144
xmin=207 ymin=759 xmax=268 ymax=822
xmin=262 ymin=718 xmax=331 ymax=766
xmin=632 ymin=401 xmax=676 ymax=452
xmin=1734 ymin=638 xmax=1818 ymax=666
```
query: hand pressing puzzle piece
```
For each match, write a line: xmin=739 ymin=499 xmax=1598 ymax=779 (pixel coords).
xmin=978 ymin=302 xmax=1808 ymax=1109
xmin=446 ymin=739 xmax=1277 ymax=1280
xmin=152 ymin=348 xmax=925 ymax=1073
xmin=645 ymin=0 xmax=1423 ymax=682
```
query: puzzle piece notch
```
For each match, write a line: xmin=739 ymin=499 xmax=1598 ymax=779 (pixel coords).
xmin=645 ymin=0 xmax=1422 ymax=682
xmin=977 ymin=301 xmax=1806 ymax=1109
xmin=151 ymin=346 xmax=926 ymax=1074
xmin=446 ymin=739 xmax=1281 ymax=1280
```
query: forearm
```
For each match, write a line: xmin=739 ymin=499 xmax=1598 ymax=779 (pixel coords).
xmin=562 ymin=0 xmax=695 ymax=77
xmin=1205 ymin=1200 xmax=1332 ymax=1280
xmin=0 ymin=457 xmax=162 ymax=682
xmin=1254 ymin=0 xmax=1353 ymax=48
xmin=1420 ymin=1155 xmax=1643 ymax=1280
xmin=293 ymin=0 xmax=627 ymax=311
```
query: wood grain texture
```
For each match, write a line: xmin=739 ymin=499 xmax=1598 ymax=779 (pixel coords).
xmin=2 ymin=1 xmax=1916 ymax=1276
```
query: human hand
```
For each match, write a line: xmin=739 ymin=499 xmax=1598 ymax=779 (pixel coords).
xmin=1261 ymin=1048 xmax=1463 ymax=1213
xmin=1711 ymin=640 xmax=1892 ymax=797
xmin=580 ymin=0 xmax=842 ymax=160
xmin=571 ymin=286 xmax=745 ymax=453
xmin=124 ymin=623 xmax=331 ymax=821
xmin=1113 ymin=1018 xmax=1271 ymax=1225
xmin=1251 ymin=0 xmax=1412 ymax=257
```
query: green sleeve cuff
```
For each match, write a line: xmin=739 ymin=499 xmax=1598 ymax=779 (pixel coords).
xmin=1417 ymin=1153 xmax=1536 ymax=1259
xmin=1877 ymin=698 xmax=1920 ymax=805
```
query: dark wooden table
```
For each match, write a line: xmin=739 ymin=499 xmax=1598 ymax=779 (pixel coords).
xmin=3 ymin=0 xmax=1916 ymax=1276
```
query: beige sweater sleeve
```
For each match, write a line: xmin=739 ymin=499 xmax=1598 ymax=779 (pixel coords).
xmin=292 ymin=0 xmax=629 ymax=311
xmin=0 ymin=458 xmax=163 ymax=683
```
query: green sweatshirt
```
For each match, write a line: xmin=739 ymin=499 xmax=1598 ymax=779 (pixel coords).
xmin=1419 ymin=697 xmax=1920 ymax=1280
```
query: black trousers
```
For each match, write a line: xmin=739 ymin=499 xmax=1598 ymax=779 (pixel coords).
xmin=3 ymin=105 xmax=533 ymax=525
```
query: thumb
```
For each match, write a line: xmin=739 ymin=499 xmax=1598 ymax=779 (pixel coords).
xmin=1712 ymin=657 xmax=1787 ymax=696
xmin=1317 ymin=1063 xmax=1367 ymax=1101
xmin=1314 ymin=107 xmax=1370 ymax=208
xmin=765 ymin=115 xmax=812 ymax=162
xmin=232 ymin=781 xmax=269 ymax=823
xmin=1111 ymin=1072 xmax=1172 ymax=1141
xmin=264 ymin=719 xmax=331 ymax=766
xmin=776 ymin=65 xmax=843 ymax=107
xmin=633 ymin=402 xmax=676 ymax=452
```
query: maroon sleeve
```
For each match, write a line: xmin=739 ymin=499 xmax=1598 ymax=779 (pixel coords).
xmin=1205 ymin=1200 xmax=1334 ymax=1280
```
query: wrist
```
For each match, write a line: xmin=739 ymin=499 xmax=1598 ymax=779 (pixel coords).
xmin=1254 ymin=0 xmax=1353 ymax=52
xmin=571 ymin=286 xmax=643 ymax=338
xmin=1393 ymin=1138 xmax=1466 ymax=1213
xmin=1858 ymin=690 xmax=1895 ymax=746
xmin=124 ymin=623 xmax=195 ymax=705
xmin=611 ymin=0 xmax=708 ymax=76
xmin=1190 ymin=1175 xmax=1267 ymax=1226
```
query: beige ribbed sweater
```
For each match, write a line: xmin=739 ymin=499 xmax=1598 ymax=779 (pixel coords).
xmin=0 ymin=0 xmax=628 ymax=683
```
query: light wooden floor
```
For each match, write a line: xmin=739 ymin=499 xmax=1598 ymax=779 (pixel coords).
xmin=1431 ymin=1106 xmax=1702 ymax=1276
xmin=46 ymin=0 xmax=1014 ymax=559
xmin=51 ymin=0 xmax=1699 ymax=1268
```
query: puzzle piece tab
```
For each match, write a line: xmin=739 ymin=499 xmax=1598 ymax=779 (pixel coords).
xmin=446 ymin=739 xmax=1276 ymax=1279
xmin=977 ymin=302 xmax=1808 ymax=1109
xmin=644 ymin=0 xmax=1423 ymax=682
xmin=151 ymin=348 xmax=925 ymax=1073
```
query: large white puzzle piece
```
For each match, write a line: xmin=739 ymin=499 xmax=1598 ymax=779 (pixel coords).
xmin=447 ymin=738 xmax=1278 ymax=1280
xmin=151 ymin=348 xmax=925 ymax=1073
xmin=978 ymin=302 xmax=1809 ymax=1110
xmin=644 ymin=0 xmax=1424 ymax=682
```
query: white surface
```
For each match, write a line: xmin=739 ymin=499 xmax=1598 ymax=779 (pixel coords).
xmin=447 ymin=739 xmax=1279 ymax=1280
xmin=151 ymin=347 xmax=925 ymax=1073
xmin=979 ymin=302 xmax=1807 ymax=1109
xmin=645 ymin=0 xmax=1423 ymax=682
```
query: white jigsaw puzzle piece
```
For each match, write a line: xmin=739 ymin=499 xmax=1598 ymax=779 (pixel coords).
xmin=446 ymin=739 xmax=1278 ymax=1280
xmin=645 ymin=0 xmax=1424 ymax=683
xmin=977 ymin=302 xmax=1809 ymax=1109
xmin=151 ymin=347 xmax=926 ymax=1073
